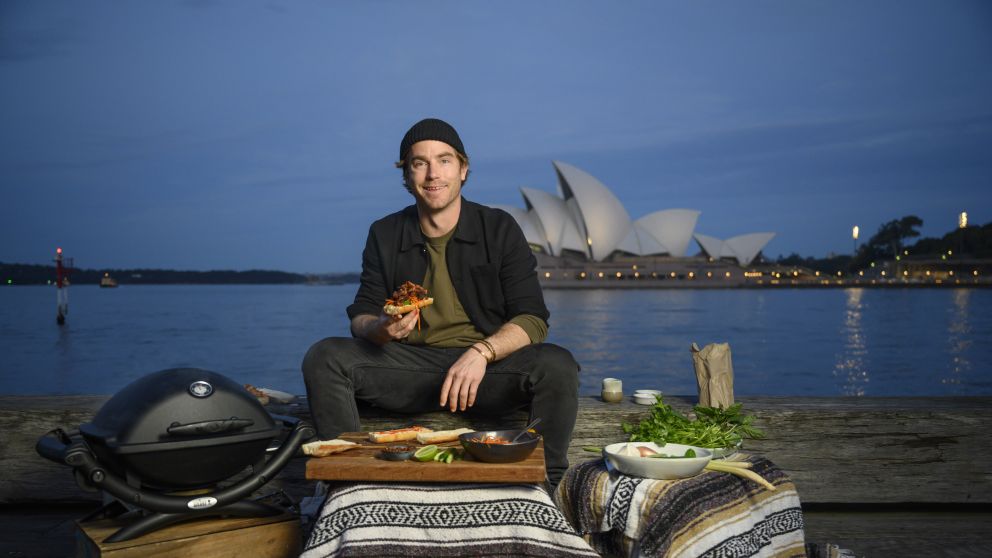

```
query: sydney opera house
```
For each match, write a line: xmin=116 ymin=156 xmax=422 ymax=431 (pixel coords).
xmin=494 ymin=161 xmax=776 ymax=286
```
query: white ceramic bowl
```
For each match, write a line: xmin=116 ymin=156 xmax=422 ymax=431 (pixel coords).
xmin=603 ymin=442 xmax=712 ymax=480
xmin=633 ymin=394 xmax=659 ymax=405
xmin=708 ymin=441 xmax=743 ymax=460
xmin=634 ymin=389 xmax=662 ymax=396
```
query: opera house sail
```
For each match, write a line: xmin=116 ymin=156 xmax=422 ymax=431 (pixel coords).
xmin=493 ymin=161 xmax=776 ymax=284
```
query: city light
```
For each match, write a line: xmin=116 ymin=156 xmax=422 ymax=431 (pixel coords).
xmin=960 ymin=212 xmax=967 ymax=228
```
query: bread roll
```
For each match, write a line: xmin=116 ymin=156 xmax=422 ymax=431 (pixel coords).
xmin=301 ymin=439 xmax=358 ymax=457
xmin=416 ymin=428 xmax=474 ymax=444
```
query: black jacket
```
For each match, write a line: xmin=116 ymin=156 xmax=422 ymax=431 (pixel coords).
xmin=347 ymin=198 xmax=549 ymax=335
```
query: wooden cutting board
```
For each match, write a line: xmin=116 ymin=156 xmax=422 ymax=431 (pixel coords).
xmin=305 ymin=432 xmax=546 ymax=484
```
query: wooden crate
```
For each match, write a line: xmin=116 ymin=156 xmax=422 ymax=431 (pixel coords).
xmin=74 ymin=512 xmax=301 ymax=558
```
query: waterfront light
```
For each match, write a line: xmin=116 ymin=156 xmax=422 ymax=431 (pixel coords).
xmin=706 ymin=271 xmax=712 ymax=278
xmin=615 ymin=272 xmax=622 ymax=279
xmin=881 ymin=270 xmax=886 ymax=276
xmin=852 ymin=225 xmax=859 ymax=254
xmin=948 ymin=250 xmax=953 ymax=255
xmin=949 ymin=270 xmax=955 ymax=276
xmin=670 ymin=272 xmax=676 ymax=278
xmin=859 ymin=270 xmax=864 ymax=276
xmin=870 ymin=262 xmax=875 ymax=268
xmin=725 ymin=271 xmax=731 ymax=278
xmin=837 ymin=271 xmax=842 ymax=276
xmin=579 ymin=272 xmax=586 ymax=278
xmin=634 ymin=272 xmax=640 ymax=278
xmin=926 ymin=270 xmax=931 ymax=276
xmin=903 ymin=270 xmax=908 ymax=276
xmin=974 ymin=270 xmax=979 ymax=276
xmin=632 ymin=265 xmax=637 ymax=270
xmin=688 ymin=272 xmax=695 ymax=279
xmin=960 ymin=212 xmax=967 ymax=228
xmin=598 ymin=272 xmax=604 ymax=278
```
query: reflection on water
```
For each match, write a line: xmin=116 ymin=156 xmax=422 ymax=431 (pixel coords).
xmin=3 ymin=285 xmax=991 ymax=396
xmin=834 ymin=288 xmax=869 ymax=396
xmin=944 ymin=289 xmax=972 ymax=385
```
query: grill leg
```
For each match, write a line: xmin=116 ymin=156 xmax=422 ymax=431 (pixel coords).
xmin=103 ymin=500 xmax=283 ymax=543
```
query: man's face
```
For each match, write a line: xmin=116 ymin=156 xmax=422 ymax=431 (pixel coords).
xmin=405 ymin=140 xmax=468 ymax=213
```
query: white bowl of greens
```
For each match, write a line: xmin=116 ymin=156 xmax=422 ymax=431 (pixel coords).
xmin=604 ymin=442 xmax=712 ymax=480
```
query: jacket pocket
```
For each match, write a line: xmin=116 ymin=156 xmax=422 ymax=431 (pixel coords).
xmin=469 ymin=263 xmax=504 ymax=318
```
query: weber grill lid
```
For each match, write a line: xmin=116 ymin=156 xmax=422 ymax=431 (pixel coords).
xmin=80 ymin=368 xmax=278 ymax=451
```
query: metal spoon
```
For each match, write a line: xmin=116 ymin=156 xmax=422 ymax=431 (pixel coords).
xmin=512 ymin=417 xmax=542 ymax=443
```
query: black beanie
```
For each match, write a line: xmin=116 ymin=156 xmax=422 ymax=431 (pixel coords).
xmin=399 ymin=118 xmax=467 ymax=162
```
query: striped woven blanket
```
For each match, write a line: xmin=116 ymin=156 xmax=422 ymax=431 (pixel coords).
xmin=554 ymin=455 xmax=806 ymax=558
xmin=301 ymin=482 xmax=599 ymax=558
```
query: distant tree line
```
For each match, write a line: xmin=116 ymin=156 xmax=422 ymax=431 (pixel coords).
xmin=776 ymin=216 xmax=992 ymax=273
xmin=0 ymin=263 xmax=360 ymax=286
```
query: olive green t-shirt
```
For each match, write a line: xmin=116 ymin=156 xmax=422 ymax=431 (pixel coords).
xmin=404 ymin=227 xmax=547 ymax=347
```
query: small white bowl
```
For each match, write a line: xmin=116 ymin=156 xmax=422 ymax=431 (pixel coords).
xmin=633 ymin=394 xmax=659 ymax=405
xmin=604 ymin=442 xmax=712 ymax=480
xmin=634 ymin=389 xmax=662 ymax=396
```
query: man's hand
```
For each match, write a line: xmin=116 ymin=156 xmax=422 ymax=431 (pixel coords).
xmin=440 ymin=347 xmax=488 ymax=412
xmin=352 ymin=310 xmax=420 ymax=345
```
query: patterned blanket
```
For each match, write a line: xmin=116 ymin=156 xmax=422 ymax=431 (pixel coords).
xmin=302 ymin=482 xmax=599 ymax=558
xmin=554 ymin=455 xmax=806 ymax=558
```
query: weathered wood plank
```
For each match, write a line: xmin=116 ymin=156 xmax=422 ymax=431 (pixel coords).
xmin=2 ymin=395 xmax=990 ymax=505
xmin=802 ymin=510 xmax=992 ymax=558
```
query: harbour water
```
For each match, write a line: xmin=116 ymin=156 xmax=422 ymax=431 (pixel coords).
xmin=1 ymin=284 xmax=989 ymax=397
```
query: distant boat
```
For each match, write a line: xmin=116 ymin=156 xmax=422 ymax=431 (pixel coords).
xmin=100 ymin=273 xmax=118 ymax=288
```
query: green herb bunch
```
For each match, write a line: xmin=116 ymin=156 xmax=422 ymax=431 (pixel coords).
xmin=622 ymin=396 xmax=765 ymax=448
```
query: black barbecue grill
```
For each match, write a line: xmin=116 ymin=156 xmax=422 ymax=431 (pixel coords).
xmin=37 ymin=367 xmax=314 ymax=543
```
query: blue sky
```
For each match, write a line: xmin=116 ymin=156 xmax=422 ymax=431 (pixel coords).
xmin=2 ymin=0 xmax=990 ymax=273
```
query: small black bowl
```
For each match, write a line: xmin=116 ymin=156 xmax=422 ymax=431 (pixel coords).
xmin=377 ymin=445 xmax=416 ymax=461
xmin=459 ymin=429 xmax=540 ymax=463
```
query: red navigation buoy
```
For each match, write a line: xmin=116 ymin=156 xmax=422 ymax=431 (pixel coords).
xmin=54 ymin=247 xmax=74 ymax=325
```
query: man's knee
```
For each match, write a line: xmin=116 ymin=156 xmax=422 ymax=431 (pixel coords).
xmin=532 ymin=343 xmax=579 ymax=393
xmin=302 ymin=337 xmax=355 ymax=379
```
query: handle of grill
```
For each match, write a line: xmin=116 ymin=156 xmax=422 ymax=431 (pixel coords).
xmin=66 ymin=419 xmax=316 ymax=514
xmin=36 ymin=428 xmax=75 ymax=463
xmin=166 ymin=418 xmax=254 ymax=436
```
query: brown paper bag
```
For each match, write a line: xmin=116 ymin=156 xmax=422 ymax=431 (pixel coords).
xmin=691 ymin=342 xmax=735 ymax=409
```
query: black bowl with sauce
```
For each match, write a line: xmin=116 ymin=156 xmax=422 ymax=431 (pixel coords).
xmin=377 ymin=445 xmax=416 ymax=461
xmin=459 ymin=429 xmax=540 ymax=463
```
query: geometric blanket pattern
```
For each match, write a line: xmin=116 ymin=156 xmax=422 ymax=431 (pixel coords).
xmin=302 ymin=482 xmax=599 ymax=557
xmin=555 ymin=454 xmax=807 ymax=558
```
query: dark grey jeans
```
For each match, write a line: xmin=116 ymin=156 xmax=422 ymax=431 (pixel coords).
xmin=301 ymin=338 xmax=579 ymax=484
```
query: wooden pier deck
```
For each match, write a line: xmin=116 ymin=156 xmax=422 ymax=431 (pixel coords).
xmin=2 ymin=395 xmax=990 ymax=556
